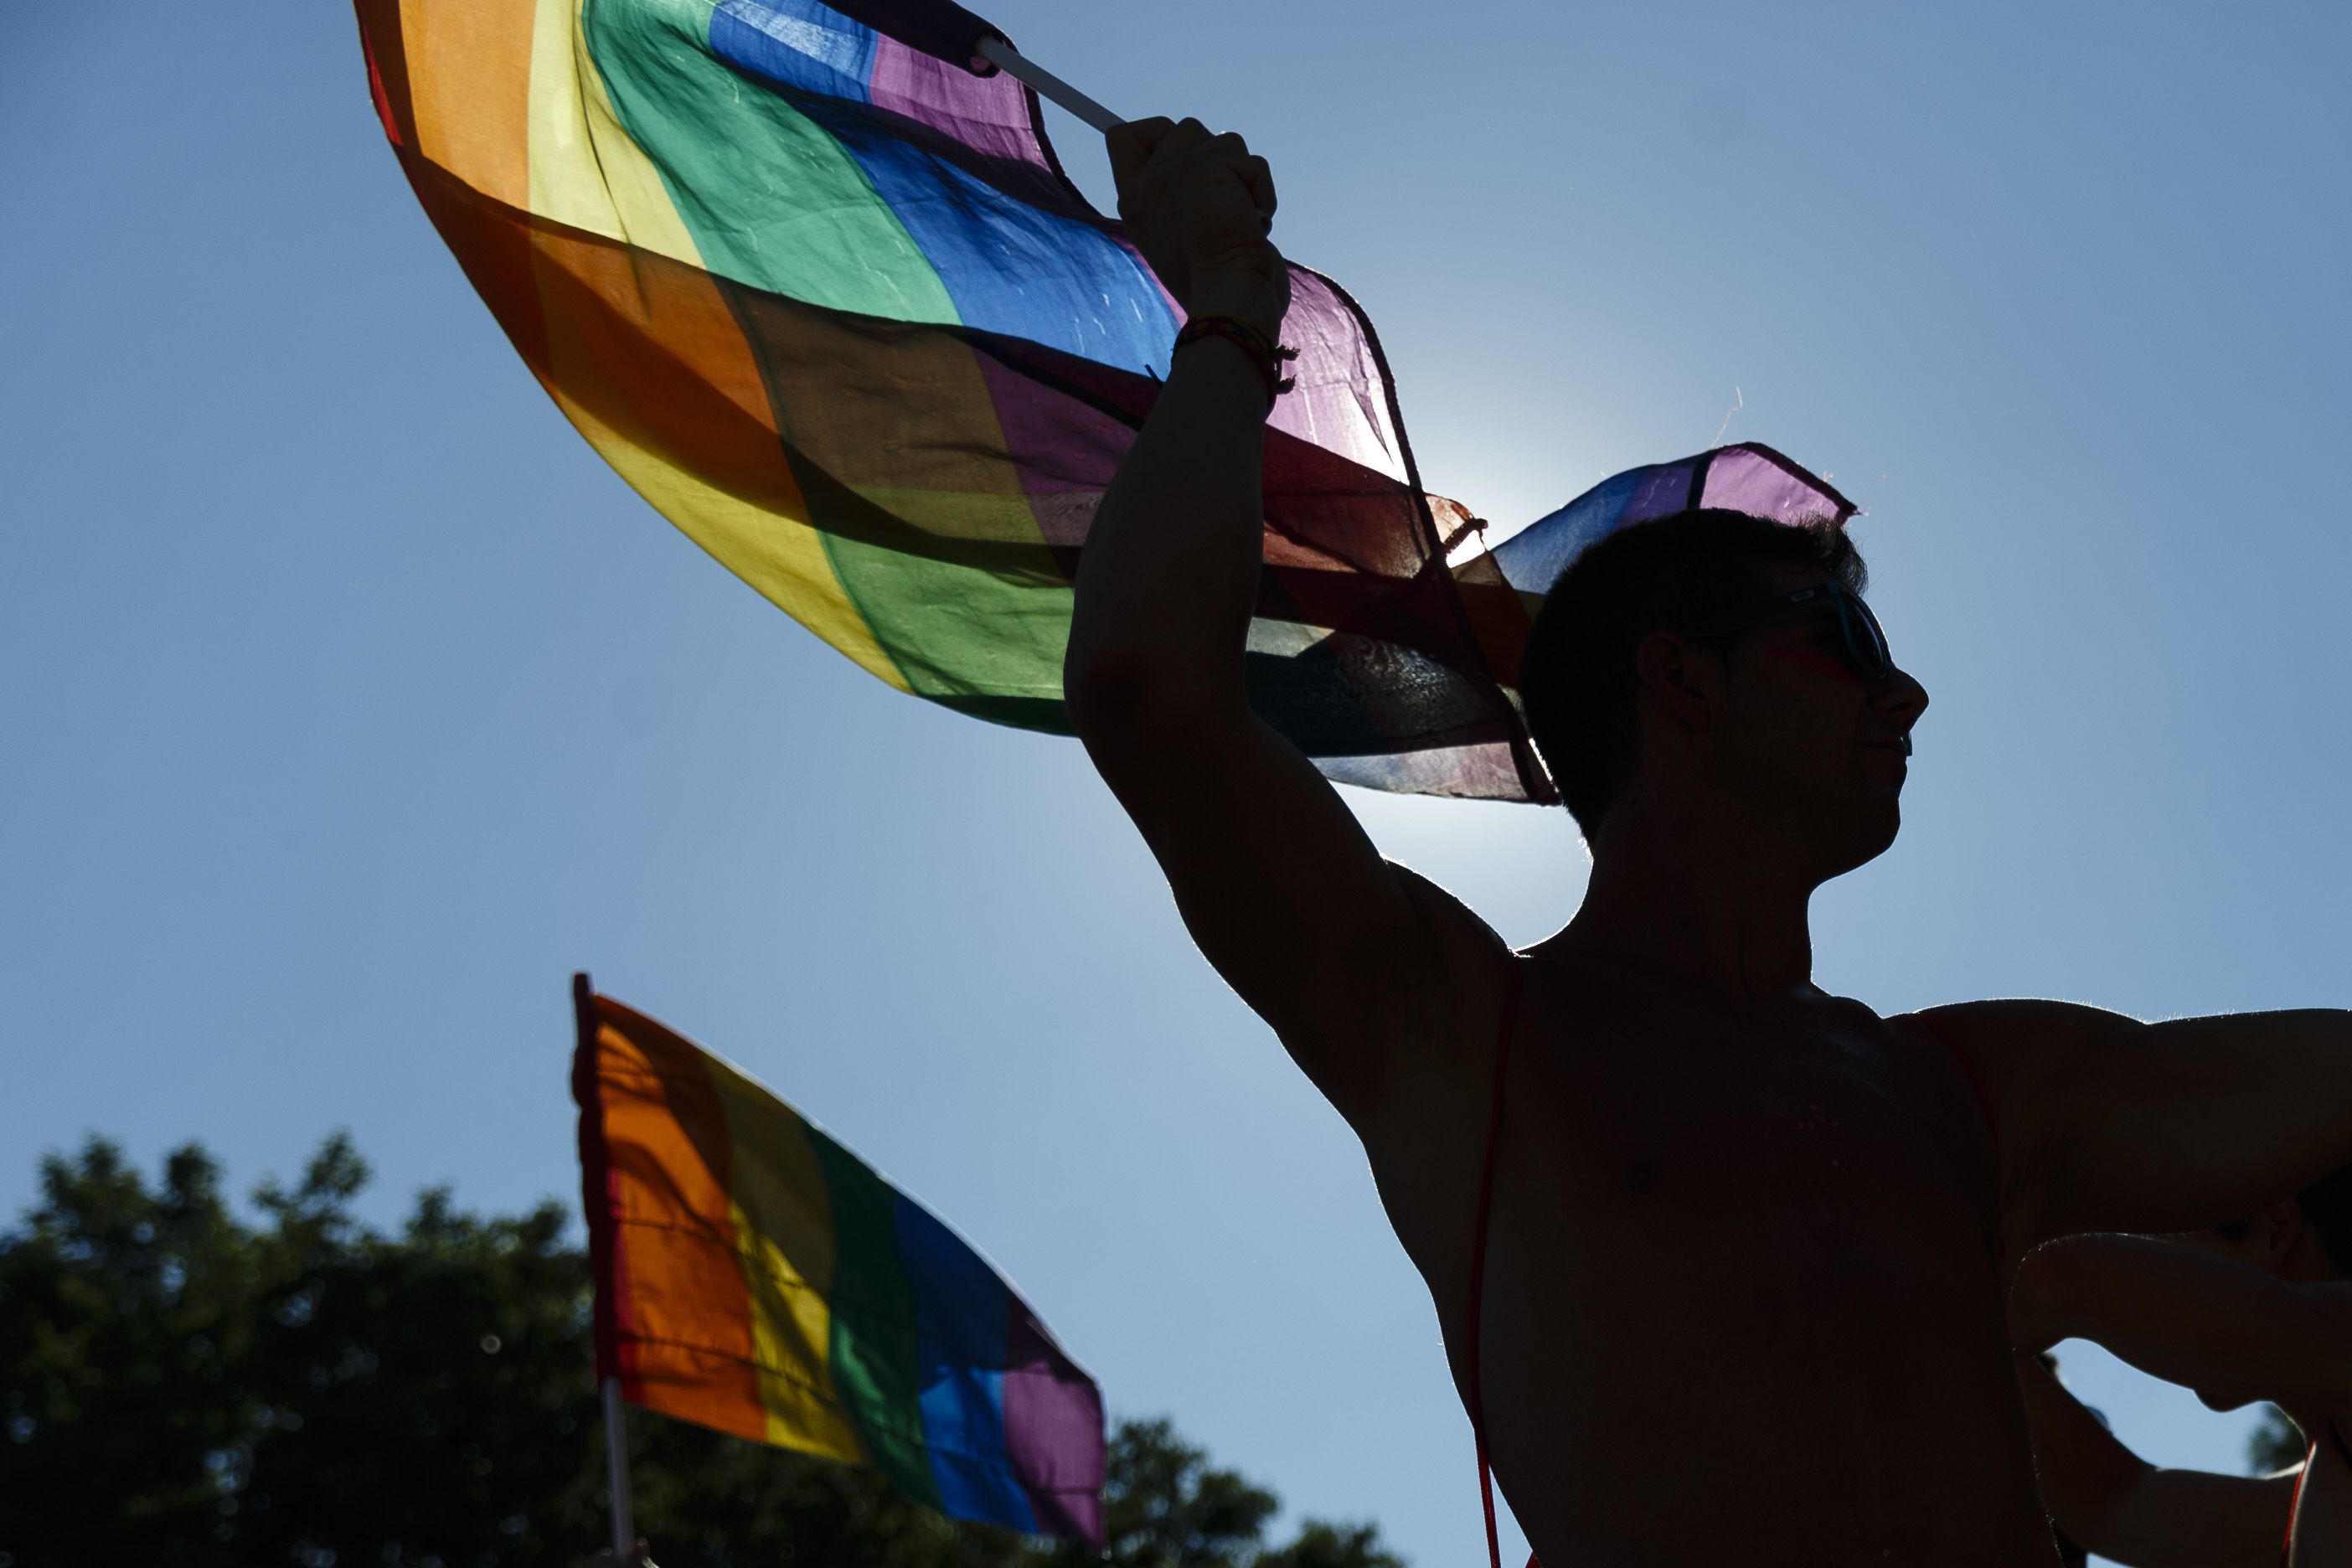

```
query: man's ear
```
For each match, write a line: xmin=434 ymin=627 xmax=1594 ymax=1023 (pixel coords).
xmin=2251 ymin=1199 xmax=2304 ymax=1267
xmin=1633 ymin=631 xmax=1720 ymax=735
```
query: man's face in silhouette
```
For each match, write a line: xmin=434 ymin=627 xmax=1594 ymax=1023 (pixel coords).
xmin=1700 ymin=566 xmax=1930 ymax=879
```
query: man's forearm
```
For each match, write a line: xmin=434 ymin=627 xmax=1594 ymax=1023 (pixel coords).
xmin=1065 ymin=328 xmax=1278 ymax=717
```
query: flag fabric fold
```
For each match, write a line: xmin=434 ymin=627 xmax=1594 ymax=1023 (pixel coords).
xmin=356 ymin=0 xmax=1854 ymax=805
xmin=1489 ymin=444 xmax=1857 ymax=604
xmin=572 ymin=977 xmax=1106 ymax=1543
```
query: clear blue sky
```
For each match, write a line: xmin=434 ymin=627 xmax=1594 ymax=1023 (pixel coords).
xmin=3 ymin=1 xmax=2344 ymax=1563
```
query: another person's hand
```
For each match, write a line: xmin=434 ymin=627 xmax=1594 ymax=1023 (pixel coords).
xmin=1106 ymin=117 xmax=1289 ymax=337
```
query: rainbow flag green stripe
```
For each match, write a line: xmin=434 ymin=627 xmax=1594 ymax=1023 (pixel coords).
xmin=355 ymin=0 xmax=1560 ymax=800
xmin=572 ymin=981 xmax=1105 ymax=1540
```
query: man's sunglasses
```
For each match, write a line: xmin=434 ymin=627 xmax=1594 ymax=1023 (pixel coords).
xmin=1678 ymin=580 xmax=1893 ymax=684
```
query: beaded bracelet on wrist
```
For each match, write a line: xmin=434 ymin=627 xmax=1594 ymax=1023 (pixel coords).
xmin=1172 ymin=314 xmax=1297 ymax=408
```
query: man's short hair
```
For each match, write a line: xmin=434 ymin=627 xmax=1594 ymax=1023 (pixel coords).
xmin=1518 ymin=508 xmax=1868 ymax=838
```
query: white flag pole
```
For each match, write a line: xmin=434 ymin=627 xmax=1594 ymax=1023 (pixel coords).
xmin=976 ymin=36 xmax=1122 ymax=132
xmin=602 ymin=1375 xmax=637 ymax=1556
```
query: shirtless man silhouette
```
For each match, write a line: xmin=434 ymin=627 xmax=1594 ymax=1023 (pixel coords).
xmin=1064 ymin=116 xmax=2352 ymax=1565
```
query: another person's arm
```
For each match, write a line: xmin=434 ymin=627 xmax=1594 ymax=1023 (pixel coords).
xmin=2013 ymin=1234 xmax=2352 ymax=1419
xmin=2014 ymin=1349 xmax=2294 ymax=1568
xmin=1918 ymin=1001 xmax=2352 ymax=1243
xmin=1067 ymin=119 xmax=1502 ymax=1117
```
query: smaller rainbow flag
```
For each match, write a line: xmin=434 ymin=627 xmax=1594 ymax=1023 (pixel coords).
xmin=571 ymin=977 xmax=1104 ymax=1542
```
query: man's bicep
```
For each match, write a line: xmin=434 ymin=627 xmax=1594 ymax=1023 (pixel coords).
xmin=1078 ymin=702 xmax=1470 ymax=1109
xmin=2048 ymin=1009 xmax=2352 ymax=1236
xmin=1939 ymin=998 xmax=2352 ymax=1239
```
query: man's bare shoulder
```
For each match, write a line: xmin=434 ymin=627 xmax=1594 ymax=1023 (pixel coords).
xmin=1902 ymin=997 xmax=2142 ymax=1085
xmin=1914 ymin=996 xmax=2141 ymax=1037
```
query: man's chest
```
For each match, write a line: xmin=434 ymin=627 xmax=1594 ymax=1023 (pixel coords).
xmin=1518 ymin=1012 xmax=1999 ymax=1246
xmin=1370 ymin=1002 xmax=2003 ymax=1319
xmin=1565 ymin=1019 xmax=1985 ymax=1184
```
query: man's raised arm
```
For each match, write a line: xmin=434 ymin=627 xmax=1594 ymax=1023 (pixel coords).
xmin=1065 ymin=119 xmax=1503 ymax=1116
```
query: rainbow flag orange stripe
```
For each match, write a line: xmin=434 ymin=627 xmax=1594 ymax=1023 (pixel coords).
xmin=571 ymin=978 xmax=1104 ymax=1542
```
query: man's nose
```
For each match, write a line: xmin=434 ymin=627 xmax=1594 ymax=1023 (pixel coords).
xmin=1873 ymin=664 xmax=1929 ymax=735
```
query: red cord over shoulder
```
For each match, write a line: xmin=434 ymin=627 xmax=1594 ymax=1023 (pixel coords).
xmin=1467 ymin=959 xmax=1528 ymax=1568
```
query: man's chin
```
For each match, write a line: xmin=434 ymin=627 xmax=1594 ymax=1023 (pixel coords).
xmin=1822 ymin=804 xmax=1901 ymax=879
xmin=1854 ymin=761 xmax=1908 ymax=829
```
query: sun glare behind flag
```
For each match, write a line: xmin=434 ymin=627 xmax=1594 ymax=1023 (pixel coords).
xmin=570 ymin=977 xmax=1105 ymax=1543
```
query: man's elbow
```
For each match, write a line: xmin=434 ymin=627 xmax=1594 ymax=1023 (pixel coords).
xmin=1062 ymin=644 xmax=1141 ymax=731
xmin=1063 ymin=654 xmax=1153 ymax=756
xmin=1063 ymin=648 xmax=1237 ymax=752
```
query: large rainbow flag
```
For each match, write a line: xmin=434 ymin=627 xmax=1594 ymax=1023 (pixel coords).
xmin=572 ymin=977 xmax=1105 ymax=1541
xmin=354 ymin=0 xmax=1853 ymax=802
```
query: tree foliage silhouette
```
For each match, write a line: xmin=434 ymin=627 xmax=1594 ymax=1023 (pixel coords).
xmin=2248 ymin=1406 xmax=2308 ymax=1477
xmin=0 ymin=1135 xmax=1401 ymax=1568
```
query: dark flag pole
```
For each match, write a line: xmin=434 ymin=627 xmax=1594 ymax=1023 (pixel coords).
xmin=974 ymin=38 xmax=1120 ymax=132
xmin=575 ymin=972 xmax=638 ymax=1559
xmin=818 ymin=0 xmax=1122 ymax=129
xmin=602 ymin=1375 xmax=637 ymax=1555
